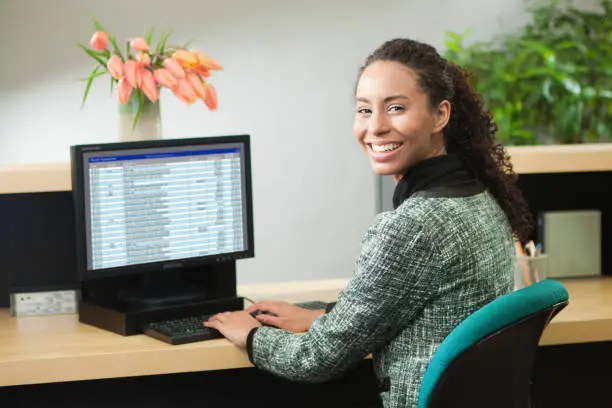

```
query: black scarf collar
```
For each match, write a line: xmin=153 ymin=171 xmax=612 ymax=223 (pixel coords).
xmin=392 ymin=154 xmax=477 ymax=209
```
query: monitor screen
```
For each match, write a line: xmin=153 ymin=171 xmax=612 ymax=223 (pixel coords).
xmin=71 ymin=135 xmax=254 ymax=280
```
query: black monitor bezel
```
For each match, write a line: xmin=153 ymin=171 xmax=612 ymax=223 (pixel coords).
xmin=70 ymin=134 xmax=255 ymax=281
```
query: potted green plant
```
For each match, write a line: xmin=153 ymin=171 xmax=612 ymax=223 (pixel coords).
xmin=444 ymin=0 xmax=612 ymax=145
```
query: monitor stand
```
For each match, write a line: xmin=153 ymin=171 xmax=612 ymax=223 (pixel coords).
xmin=119 ymin=271 xmax=208 ymax=310
xmin=78 ymin=261 xmax=244 ymax=336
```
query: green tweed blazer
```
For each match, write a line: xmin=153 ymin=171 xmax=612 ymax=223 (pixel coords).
xmin=248 ymin=181 xmax=515 ymax=408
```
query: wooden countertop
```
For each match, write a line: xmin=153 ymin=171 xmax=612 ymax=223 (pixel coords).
xmin=538 ymin=276 xmax=612 ymax=346
xmin=0 ymin=279 xmax=345 ymax=387
xmin=3 ymin=144 xmax=612 ymax=195
xmin=0 ymin=277 xmax=610 ymax=387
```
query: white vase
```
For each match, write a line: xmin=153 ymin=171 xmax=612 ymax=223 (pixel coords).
xmin=117 ymin=93 xmax=162 ymax=142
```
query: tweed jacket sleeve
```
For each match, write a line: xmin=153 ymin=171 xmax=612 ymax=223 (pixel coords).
xmin=248 ymin=212 xmax=448 ymax=382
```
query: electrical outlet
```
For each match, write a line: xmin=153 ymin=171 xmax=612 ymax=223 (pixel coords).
xmin=10 ymin=290 xmax=78 ymax=317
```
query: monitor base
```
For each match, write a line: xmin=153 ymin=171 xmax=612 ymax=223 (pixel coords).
xmin=78 ymin=260 xmax=241 ymax=336
xmin=118 ymin=272 xmax=209 ymax=310
xmin=78 ymin=296 xmax=244 ymax=336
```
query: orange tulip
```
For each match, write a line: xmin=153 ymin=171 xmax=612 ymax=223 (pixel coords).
xmin=203 ymin=82 xmax=218 ymax=111
xmin=172 ymin=49 xmax=199 ymax=69
xmin=123 ymin=60 xmax=142 ymax=88
xmin=140 ymin=69 xmax=159 ymax=103
xmin=117 ymin=77 xmax=133 ymax=104
xmin=163 ymin=58 xmax=185 ymax=79
xmin=130 ymin=37 xmax=149 ymax=52
xmin=137 ymin=53 xmax=151 ymax=67
xmin=107 ymin=55 xmax=123 ymax=80
xmin=194 ymin=51 xmax=222 ymax=70
xmin=173 ymin=79 xmax=197 ymax=104
xmin=90 ymin=31 xmax=108 ymax=51
xmin=186 ymin=71 xmax=206 ymax=100
xmin=153 ymin=68 xmax=178 ymax=89
xmin=194 ymin=66 xmax=211 ymax=77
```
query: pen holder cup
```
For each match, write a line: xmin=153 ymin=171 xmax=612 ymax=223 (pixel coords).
xmin=514 ymin=254 xmax=548 ymax=290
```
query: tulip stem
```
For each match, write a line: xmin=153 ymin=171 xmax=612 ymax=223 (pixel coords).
xmin=132 ymin=90 xmax=144 ymax=131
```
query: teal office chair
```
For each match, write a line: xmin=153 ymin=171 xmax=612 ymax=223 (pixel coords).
xmin=417 ymin=279 xmax=569 ymax=408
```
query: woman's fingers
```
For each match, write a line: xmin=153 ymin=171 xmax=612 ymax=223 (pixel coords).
xmin=245 ymin=303 xmax=263 ymax=313
xmin=203 ymin=319 xmax=218 ymax=329
xmin=255 ymin=313 xmax=282 ymax=327
xmin=246 ymin=301 xmax=280 ymax=314
xmin=206 ymin=312 xmax=230 ymax=324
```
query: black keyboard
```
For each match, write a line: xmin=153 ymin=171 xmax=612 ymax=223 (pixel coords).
xmin=142 ymin=314 xmax=223 ymax=345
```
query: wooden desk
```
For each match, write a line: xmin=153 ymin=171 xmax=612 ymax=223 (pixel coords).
xmin=0 ymin=279 xmax=345 ymax=387
xmin=0 ymin=277 xmax=611 ymax=387
xmin=538 ymin=276 xmax=612 ymax=346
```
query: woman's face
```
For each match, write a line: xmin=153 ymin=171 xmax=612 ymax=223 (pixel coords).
xmin=353 ymin=60 xmax=450 ymax=182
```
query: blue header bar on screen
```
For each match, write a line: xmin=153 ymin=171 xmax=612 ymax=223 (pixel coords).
xmin=88 ymin=148 xmax=241 ymax=163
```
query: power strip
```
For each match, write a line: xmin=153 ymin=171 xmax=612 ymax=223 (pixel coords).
xmin=10 ymin=290 xmax=78 ymax=317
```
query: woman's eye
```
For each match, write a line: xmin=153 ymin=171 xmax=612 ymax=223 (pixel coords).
xmin=356 ymin=107 xmax=371 ymax=114
xmin=388 ymin=105 xmax=404 ymax=112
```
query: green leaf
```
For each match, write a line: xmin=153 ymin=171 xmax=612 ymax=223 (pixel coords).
xmin=598 ymin=89 xmax=612 ymax=99
xmin=444 ymin=40 xmax=460 ymax=53
xmin=78 ymin=69 xmax=107 ymax=81
xmin=596 ymin=121 xmax=609 ymax=138
xmin=518 ymin=67 xmax=560 ymax=80
xmin=559 ymin=76 xmax=581 ymax=96
xmin=555 ymin=40 xmax=588 ymax=54
xmin=541 ymin=78 xmax=553 ymax=101
xmin=77 ymin=42 xmax=107 ymax=66
xmin=108 ymin=35 xmax=124 ymax=61
xmin=110 ymin=76 xmax=116 ymax=95
xmin=155 ymin=28 xmax=166 ymax=53
xmin=156 ymin=29 xmax=174 ymax=55
xmin=512 ymin=42 xmax=555 ymax=72
xmin=82 ymin=48 xmax=108 ymax=57
xmin=133 ymin=90 xmax=144 ymax=131
xmin=91 ymin=15 xmax=105 ymax=31
xmin=512 ymin=129 xmax=534 ymax=139
xmin=581 ymin=86 xmax=597 ymax=100
xmin=444 ymin=31 xmax=464 ymax=42
xmin=81 ymin=64 xmax=102 ymax=108
xmin=145 ymin=26 xmax=155 ymax=47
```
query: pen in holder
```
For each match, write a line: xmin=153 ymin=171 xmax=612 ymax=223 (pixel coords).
xmin=513 ymin=240 xmax=547 ymax=290
xmin=514 ymin=254 xmax=548 ymax=290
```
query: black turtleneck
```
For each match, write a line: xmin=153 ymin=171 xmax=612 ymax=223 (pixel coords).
xmin=392 ymin=154 xmax=479 ymax=209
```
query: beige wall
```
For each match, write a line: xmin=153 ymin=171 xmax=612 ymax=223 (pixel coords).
xmin=0 ymin=0 xmax=572 ymax=284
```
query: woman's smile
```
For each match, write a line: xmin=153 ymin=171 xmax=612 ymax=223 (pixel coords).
xmin=366 ymin=142 xmax=405 ymax=162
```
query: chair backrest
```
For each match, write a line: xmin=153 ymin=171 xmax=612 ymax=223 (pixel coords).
xmin=417 ymin=279 xmax=569 ymax=408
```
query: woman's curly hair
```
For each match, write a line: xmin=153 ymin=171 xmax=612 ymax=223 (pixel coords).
xmin=360 ymin=38 xmax=533 ymax=242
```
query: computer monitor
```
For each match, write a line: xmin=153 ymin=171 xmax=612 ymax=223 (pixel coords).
xmin=71 ymin=135 xmax=254 ymax=309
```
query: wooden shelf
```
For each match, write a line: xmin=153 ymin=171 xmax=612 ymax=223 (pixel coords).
xmin=507 ymin=143 xmax=612 ymax=174
xmin=0 ymin=162 xmax=70 ymax=194
xmin=1 ymin=143 xmax=612 ymax=194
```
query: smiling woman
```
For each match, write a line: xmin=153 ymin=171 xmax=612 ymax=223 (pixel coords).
xmin=353 ymin=61 xmax=450 ymax=183
xmin=203 ymin=38 xmax=533 ymax=408
xmin=353 ymin=39 xmax=532 ymax=241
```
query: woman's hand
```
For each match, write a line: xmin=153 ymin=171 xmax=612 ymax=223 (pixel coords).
xmin=245 ymin=301 xmax=325 ymax=333
xmin=204 ymin=311 xmax=261 ymax=348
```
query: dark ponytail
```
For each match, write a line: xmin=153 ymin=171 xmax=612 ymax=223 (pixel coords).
xmin=359 ymin=38 xmax=533 ymax=242
xmin=444 ymin=62 xmax=533 ymax=242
